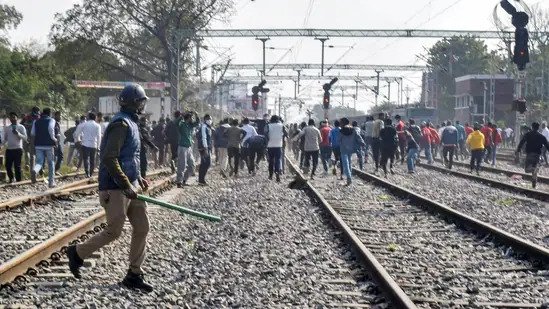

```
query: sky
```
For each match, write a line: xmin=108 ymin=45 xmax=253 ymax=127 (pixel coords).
xmin=5 ymin=0 xmax=549 ymax=116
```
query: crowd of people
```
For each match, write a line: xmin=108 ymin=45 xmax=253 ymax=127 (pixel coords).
xmin=285 ymin=113 xmax=549 ymax=187
xmin=4 ymin=84 xmax=546 ymax=293
xmin=3 ymin=105 xmax=549 ymax=190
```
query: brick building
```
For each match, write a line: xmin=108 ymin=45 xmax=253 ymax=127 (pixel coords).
xmin=454 ymin=75 xmax=514 ymax=126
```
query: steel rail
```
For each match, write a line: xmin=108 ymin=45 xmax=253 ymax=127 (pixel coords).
xmin=0 ymin=175 xmax=175 ymax=286
xmin=431 ymin=158 xmax=549 ymax=184
xmin=0 ymin=172 xmax=85 ymax=189
xmin=286 ymin=156 xmax=417 ymax=309
xmin=352 ymin=168 xmax=549 ymax=265
xmin=0 ymin=169 xmax=170 ymax=211
xmin=418 ymin=163 xmax=549 ymax=202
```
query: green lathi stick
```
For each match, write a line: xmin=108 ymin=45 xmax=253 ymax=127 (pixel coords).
xmin=137 ymin=194 xmax=221 ymax=222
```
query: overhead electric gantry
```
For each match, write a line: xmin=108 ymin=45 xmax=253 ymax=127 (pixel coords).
xmin=221 ymin=75 xmax=402 ymax=82
xmin=172 ymin=28 xmax=544 ymax=109
xmin=179 ymin=28 xmax=536 ymax=40
xmin=221 ymin=74 xmax=405 ymax=105
xmin=212 ymin=63 xmax=426 ymax=72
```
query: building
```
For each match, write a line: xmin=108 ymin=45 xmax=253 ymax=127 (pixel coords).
xmin=454 ymin=75 xmax=514 ymax=126
xmin=99 ymin=96 xmax=172 ymax=121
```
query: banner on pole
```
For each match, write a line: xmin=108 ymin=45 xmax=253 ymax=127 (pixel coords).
xmin=74 ymin=80 xmax=171 ymax=90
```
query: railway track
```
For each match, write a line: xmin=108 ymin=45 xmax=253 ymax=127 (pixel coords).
xmin=418 ymin=162 xmax=549 ymax=202
xmin=286 ymin=157 xmax=549 ymax=308
xmin=430 ymin=157 xmax=549 ymax=185
xmin=0 ymin=169 xmax=172 ymax=287
xmin=0 ymin=172 xmax=85 ymax=190
xmin=0 ymin=173 xmax=92 ymax=210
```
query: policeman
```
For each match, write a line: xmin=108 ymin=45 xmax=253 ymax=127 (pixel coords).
xmin=66 ymin=84 xmax=153 ymax=292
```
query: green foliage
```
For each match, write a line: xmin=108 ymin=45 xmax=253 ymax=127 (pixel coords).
xmin=0 ymin=4 xmax=22 ymax=45
xmin=51 ymin=0 xmax=234 ymax=83
xmin=426 ymin=37 xmax=501 ymax=119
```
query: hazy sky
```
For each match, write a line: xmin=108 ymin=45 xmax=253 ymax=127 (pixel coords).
xmin=5 ymin=0 xmax=549 ymax=113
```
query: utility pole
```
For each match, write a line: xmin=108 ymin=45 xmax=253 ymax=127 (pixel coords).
xmin=341 ymin=87 xmax=345 ymax=108
xmin=315 ymin=37 xmax=329 ymax=76
xmin=293 ymin=80 xmax=298 ymax=99
xmin=482 ymin=81 xmax=488 ymax=124
xmin=374 ymin=69 xmax=383 ymax=106
xmin=278 ymin=94 xmax=282 ymax=116
xmin=256 ymin=38 xmax=270 ymax=78
xmin=387 ymin=80 xmax=392 ymax=103
xmin=355 ymin=80 xmax=359 ymax=113
xmin=195 ymin=39 xmax=202 ymax=77
xmin=296 ymin=69 xmax=301 ymax=95
xmin=405 ymin=86 xmax=411 ymax=106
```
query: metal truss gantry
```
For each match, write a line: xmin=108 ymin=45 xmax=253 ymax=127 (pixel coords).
xmin=213 ymin=63 xmax=426 ymax=72
xmin=222 ymin=75 xmax=402 ymax=82
xmin=177 ymin=28 xmax=539 ymax=40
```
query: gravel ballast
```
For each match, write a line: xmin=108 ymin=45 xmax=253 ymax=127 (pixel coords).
xmin=354 ymin=159 xmax=549 ymax=249
xmin=1 ymin=168 xmax=386 ymax=308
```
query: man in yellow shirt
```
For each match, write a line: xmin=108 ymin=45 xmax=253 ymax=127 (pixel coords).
xmin=466 ymin=123 xmax=485 ymax=175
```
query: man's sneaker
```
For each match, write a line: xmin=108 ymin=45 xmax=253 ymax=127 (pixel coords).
xmin=66 ymin=245 xmax=83 ymax=279
xmin=276 ymin=173 xmax=281 ymax=182
xmin=122 ymin=270 xmax=153 ymax=293
xmin=30 ymin=169 xmax=37 ymax=183
xmin=177 ymin=183 xmax=183 ymax=188
xmin=198 ymin=181 xmax=208 ymax=186
xmin=48 ymin=183 xmax=56 ymax=188
xmin=345 ymin=178 xmax=352 ymax=186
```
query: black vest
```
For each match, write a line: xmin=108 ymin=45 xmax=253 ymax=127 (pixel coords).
xmin=34 ymin=117 xmax=56 ymax=147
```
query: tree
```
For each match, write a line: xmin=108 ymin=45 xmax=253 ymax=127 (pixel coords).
xmin=51 ymin=0 xmax=234 ymax=106
xmin=0 ymin=4 xmax=22 ymax=45
xmin=426 ymin=37 xmax=501 ymax=120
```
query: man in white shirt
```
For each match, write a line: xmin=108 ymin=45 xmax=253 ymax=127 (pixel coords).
xmin=74 ymin=112 xmax=102 ymax=177
xmin=540 ymin=121 xmax=549 ymax=165
xmin=3 ymin=112 xmax=27 ymax=183
xmin=240 ymin=118 xmax=258 ymax=171
xmin=504 ymin=127 xmax=514 ymax=147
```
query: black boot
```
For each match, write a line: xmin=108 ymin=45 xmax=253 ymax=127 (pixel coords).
xmin=122 ymin=270 xmax=154 ymax=293
xmin=66 ymin=245 xmax=83 ymax=279
xmin=276 ymin=173 xmax=281 ymax=182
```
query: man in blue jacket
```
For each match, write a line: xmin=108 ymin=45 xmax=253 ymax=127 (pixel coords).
xmin=66 ymin=84 xmax=153 ymax=292
xmin=441 ymin=120 xmax=458 ymax=169
xmin=339 ymin=118 xmax=365 ymax=185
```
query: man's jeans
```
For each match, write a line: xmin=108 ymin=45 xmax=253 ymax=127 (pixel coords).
xmin=34 ymin=147 xmax=55 ymax=186
xmin=407 ymin=148 xmax=418 ymax=172
xmin=320 ymin=146 xmax=332 ymax=172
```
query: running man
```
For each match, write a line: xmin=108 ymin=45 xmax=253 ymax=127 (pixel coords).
xmin=516 ymin=122 xmax=549 ymax=188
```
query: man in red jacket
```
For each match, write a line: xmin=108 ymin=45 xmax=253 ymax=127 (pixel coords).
xmin=428 ymin=123 xmax=440 ymax=160
xmin=490 ymin=123 xmax=502 ymax=166
xmin=419 ymin=122 xmax=433 ymax=164
xmin=464 ymin=122 xmax=474 ymax=137
xmin=480 ymin=122 xmax=494 ymax=164
xmin=395 ymin=115 xmax=407 ymax=164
